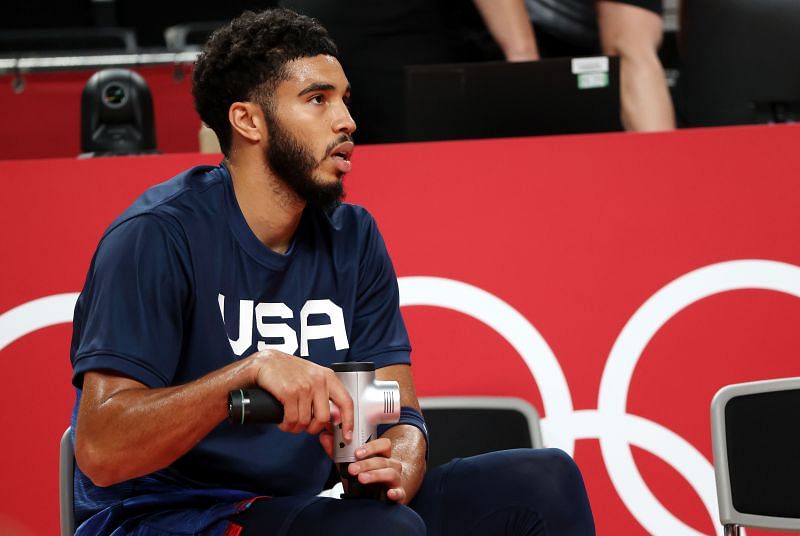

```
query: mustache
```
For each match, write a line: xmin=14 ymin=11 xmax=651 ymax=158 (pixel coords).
xmin=322 ymin=134 xmax=355 ymax=159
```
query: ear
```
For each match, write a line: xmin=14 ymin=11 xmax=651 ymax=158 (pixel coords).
xmin=228 ymin=101 xmax=266 ymax=145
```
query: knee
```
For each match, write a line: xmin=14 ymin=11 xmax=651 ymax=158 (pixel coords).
xmin=534 ymin=448 xmax=585 ymax=486
xmin=498 ymin=448 xmax=574 ymax=477
xmin=597 ymin=4 xmax=664 ymax=56
xmin=601 ymin=35 xmax=662 ymax=66
xmin=456 ymin=449 xmax=594 ymax=532
xmin=483 ymin=449 xmax=587 ymax=505
xmin=464 ymin=448 xmax=586 ymax=495
xmin=381 ymin=505 xmax=426 ymax=536
xmin=523 ymin=449 xmax=592 ymax=515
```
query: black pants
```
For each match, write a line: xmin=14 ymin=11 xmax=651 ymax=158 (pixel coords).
xmin=232 ymin=448 xmax=596 ymax=535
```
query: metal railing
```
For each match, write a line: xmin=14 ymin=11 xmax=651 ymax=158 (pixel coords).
xmin=0 ymin=50 xmax=199 ymax=75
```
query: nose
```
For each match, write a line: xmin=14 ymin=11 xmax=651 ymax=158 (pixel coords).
xmin=333 ymin=101 xmax=356 ymax=135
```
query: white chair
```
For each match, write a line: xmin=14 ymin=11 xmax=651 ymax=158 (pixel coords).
xmin=419 ymin=396 xmax=544 ymax=469
xmin=711 ymin=377 xmax=800 ymax=535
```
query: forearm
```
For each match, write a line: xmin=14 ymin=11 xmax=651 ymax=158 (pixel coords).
xmin=76 ymin=356 xmax=259 ymax=486
xmin=473 ymin=0 xmax=540 ymax=61
xmin=381 ymin=424 xmax=427 ymax=503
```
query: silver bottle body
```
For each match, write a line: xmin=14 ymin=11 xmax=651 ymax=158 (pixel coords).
xmin=332 ymin=368 xmax=400 ymax=463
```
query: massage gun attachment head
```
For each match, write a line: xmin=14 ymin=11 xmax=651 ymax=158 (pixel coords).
xmin=330 ymin=362 xmax=400 ymax=463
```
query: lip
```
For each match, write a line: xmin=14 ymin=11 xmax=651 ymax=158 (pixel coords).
xmin=329 ymin=141 xmax=354 ymax=173
xmin=329 ymin=141 xmax=355 ymax=161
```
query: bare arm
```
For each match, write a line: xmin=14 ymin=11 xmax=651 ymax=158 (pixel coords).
xmin=75 ymin=350 xmax=354 ymax=487
xmin=344 ymin=364 xmax=427 ymax=504
xmin=473 ymin=0 xmax=540 ymax=61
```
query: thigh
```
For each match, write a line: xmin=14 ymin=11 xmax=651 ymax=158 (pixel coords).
xmin=232 ymin=495 xmax=426 ymax=536
xmin=596 ymin=0 xmax=661 ymax=16
xmin=410 ymin=448 xmax=595 ymax=536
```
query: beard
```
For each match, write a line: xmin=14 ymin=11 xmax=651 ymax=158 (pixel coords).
xmin=265 ymin=111 xmax=348 ymax=211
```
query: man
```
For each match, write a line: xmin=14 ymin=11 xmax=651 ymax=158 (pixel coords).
xmin=71 ymin=9 xmax=595 ymax=535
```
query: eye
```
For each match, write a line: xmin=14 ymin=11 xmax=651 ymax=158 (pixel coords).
xmin=310 ymin=94 xmax=325 ymax=104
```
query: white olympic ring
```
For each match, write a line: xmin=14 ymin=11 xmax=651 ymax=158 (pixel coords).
xmin=0 ymin=293 xmax=79 ymax=352
xmin=3 ymin=259 xmax=800 ymax=535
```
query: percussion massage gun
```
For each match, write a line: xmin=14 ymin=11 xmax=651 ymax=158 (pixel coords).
xmin=228 ymin=362 xmax=400 ymax=498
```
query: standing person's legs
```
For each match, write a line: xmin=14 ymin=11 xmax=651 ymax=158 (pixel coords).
xmin=596 ymin=1 xmax=675 ymax=131
xmin=410 ymin=448 xmax=595 ymax=535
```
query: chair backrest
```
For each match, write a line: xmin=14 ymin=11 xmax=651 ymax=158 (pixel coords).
xmin=164 ymin=21 xmax=224 ymax=51
xmin=711 ymin=377 xmax=800 ymax=534
xmin=419 ymin=396 xmax=543 ymax=469
xmin=60 ymin=427 xmax=75 ymax=536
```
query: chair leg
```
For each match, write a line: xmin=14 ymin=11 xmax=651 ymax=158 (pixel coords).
xmin=724 ymin=525 xmax=741 ymax=536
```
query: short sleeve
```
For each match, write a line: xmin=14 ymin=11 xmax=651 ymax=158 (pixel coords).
xmin=71 ymin=214 xmax=192 ymax=388
xmin=349 ymin=213 xmax=411 ymax=368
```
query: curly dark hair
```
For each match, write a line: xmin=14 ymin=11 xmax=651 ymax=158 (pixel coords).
xmin=192 ymin=8 xmax=338 ymax=156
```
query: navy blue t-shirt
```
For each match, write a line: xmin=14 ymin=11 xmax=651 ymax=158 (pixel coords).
xmin=70 ymin=164 xmax=411 ymax=531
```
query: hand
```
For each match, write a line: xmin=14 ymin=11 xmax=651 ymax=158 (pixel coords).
xmin=347 ymin=437 xmax=407 ymax=503
xmin=251 ymin=350 xmax=353 ymax=439
xmin=318 ymin=422 xmax=336 ymax=459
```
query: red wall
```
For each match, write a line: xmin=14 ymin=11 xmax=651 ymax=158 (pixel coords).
xmin=1 ymin=124 xmax=799 ymax=535
xmin=0 ymin=65 xmax=200 ymax=160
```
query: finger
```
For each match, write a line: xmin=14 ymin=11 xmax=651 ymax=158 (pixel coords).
xmin=307 ymin=384 xmax=330 ymax=435
xmin=328 ymin=400 xmax=341 ymax=424
xmin=318 ymin=429 xmax=334 ymax=459
xmin=288 ymin=397 xmax=304 ymax=433
xmin=355 ymin=437 xmax=392 ymax=459
xmin=293 ymin=390 xmax=313 ymax=433
xmin=386 ymin=488 xmax=406 ymax=503
xmin=327 ymin=374 xmax=354 ymax=441
xmin=279 ymin=394 xmax=298 ymax=433
xmin=357 ymin=467 xmax=401 ymax=488
xmin=348 ymin=456 xmax=402 ymax=477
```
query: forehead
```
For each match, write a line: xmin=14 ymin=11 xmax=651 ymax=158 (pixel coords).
xmin=279 ymin=54 xmax=349 ymax=92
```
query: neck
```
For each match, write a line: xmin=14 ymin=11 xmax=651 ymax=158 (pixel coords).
xmin=226 ymin=156 xmax=305 ymax=254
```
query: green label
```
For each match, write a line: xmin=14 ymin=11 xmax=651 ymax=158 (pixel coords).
xmin=577 ymin=72 xmax=609 ymax=89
